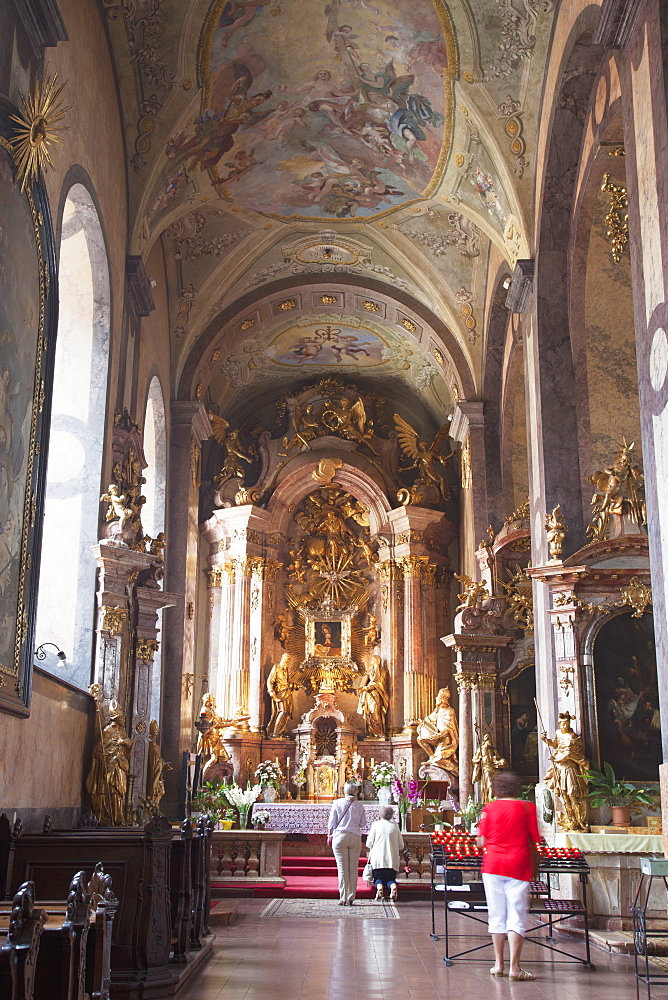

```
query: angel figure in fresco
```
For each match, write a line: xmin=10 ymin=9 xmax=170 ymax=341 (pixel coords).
xmin=394 ymin=414 xmax=454 ymax=504
xmin=218 ymin=0 xmax=274 ymax=47
xmin=166 ymin=64 xmax=273 ymax=176
xmin=209 ymin=412 xmax=257 ymax=488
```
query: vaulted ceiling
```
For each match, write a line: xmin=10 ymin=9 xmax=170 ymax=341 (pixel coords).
xmin=101 ymin=0 xmax=557 ymax=414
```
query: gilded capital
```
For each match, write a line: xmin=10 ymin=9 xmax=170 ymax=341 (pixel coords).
xmin=100 ymin=605 xmax=128 ymax=636
xmin=136 ymin=638 xmax=159 ymax=664
xmin=377 ymin=559 xmax=403 ymax=583
xmin=207 ymin=567 xmax=223 ymax=588
xmin=477 ymin=672 xmax=497 ymax=689
xmin=401 ymin=554 xmax=429 ymax=579
xmin=454 ymin=671 xmax=477 ymax=691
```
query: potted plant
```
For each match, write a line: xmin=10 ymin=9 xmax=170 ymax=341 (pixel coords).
xmin=221 ymin=808 xmax=236 ymax=830
xmin=371 ymin=762 xmax=396 ymax=805
xmin=192 ymin=780 xmax=227 ymax=826
xmin=392 ymin=778 xmax=425 ymax=831
xmin=252 ymin=808 xmax=271 ymax=830
xmin=255 ymin=760 xmax=283 ymax=802
xmin=458 ymin=796 xmax=484 ymax=833
xmin=587 ymin=762 xmax=660 ymax=826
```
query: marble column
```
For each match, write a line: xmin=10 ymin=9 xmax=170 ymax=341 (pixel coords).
xmin=455 ymin=672 xmax=476 ymax=805
xmin=402 ymin=554 xmax=432 ymax=724
xmin=377 ymin=558 xmax=404 ymax=733
xmin=162 ymin=402 xmax=211 ymax=816
xmin=450 ymin=401 xmax=488 ymax=576
xmin=621 ymin=2 xmax=668 ymax=762
xmin=130 ymin=583 xmax=179 ymax=798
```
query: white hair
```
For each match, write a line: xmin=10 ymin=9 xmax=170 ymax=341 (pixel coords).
xmin=379 ymin=805 xmax=394 ymax=820
xmin=344 ymin=781 xmax=359 ymax=797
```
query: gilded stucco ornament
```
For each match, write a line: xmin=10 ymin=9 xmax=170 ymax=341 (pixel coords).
xmin=586 ymin=438 xmax=646 ymax=542
xmin=454 ymin=573 xmax=489 ymax=611
xmin=601 ymin=173 xmax=629 ymax=263
xmin=619 ymin=576 xmax=652 ymax=618
xmin=394 ymin=413 xmax=453 ymax=504
xmin=9 ymin=72 xmax=71 ymax=192
xmin=545 ymin=504 xmax=567 ymax=561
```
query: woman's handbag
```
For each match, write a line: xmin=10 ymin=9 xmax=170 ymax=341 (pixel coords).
xmin=363 ymin=861 xmax=374 ymax=883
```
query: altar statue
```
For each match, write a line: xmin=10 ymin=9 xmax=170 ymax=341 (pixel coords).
xmin=146 ymin=720 xmax=171 ymax=810
xmin=197 ymin=693 xmax=231 ymax=763
xmin=417 ymin=687 xmax=459 ymax=776
xmin=541 ymin=712 xmax=589 ymax=831
xmin=86 ymin=705 xmax=133 ymax=826
xmin=471 ymin=733 xmax=507 ymax=804
xmin=357 ymin=654 xmax=389 ymax=738
xmin=267 ymin=652 xmax=294 ymax=737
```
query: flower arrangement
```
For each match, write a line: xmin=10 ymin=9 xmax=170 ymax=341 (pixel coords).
xmin=458 ymin=796 xmax=483 ymax=832
xmin=222 ymin=781 xmax=262 ymax=809
xmin=255 ymin=760 xmax=283 ymax=788
xmin=252 ymin=808 xmax=271 ymax=828
xmin=371 ymin=762 xmax=396 ymax=788
xmin=293 ymin=749 xmax=309 ymax=788
xmin=392 ymin=778 xmax=424 ymax=815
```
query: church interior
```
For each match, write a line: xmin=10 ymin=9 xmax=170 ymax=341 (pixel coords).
xmin=1 ymin=0 xmax=668 ymax=997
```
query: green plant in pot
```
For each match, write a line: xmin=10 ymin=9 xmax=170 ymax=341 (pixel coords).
xmin=587 ymin=762 xmax=660 ymax=827
xmin=192 ymin=780 xmax=228 ymax=825
xmin=458 ymin=796 xmax=483 ymax=832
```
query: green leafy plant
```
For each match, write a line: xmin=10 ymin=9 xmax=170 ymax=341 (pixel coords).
xmin=587 ymin=762 xmax=660 ymax=814
xmin=518 ymin=783 xmax=535 ymax=801
xmin=458 ymin=796 xmax=484 ymax=831
xmin=192 ymin=780 xmax=228 ymax=823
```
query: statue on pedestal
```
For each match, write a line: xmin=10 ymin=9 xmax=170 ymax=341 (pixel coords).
xmin=541 ymin=712 xmax=589 ymax=831
xmin=197 ymin=693 xmax=232 ymax=763
xmin=417 ymin=687 xmax=459 ymax=776
xmin=267 ymin=652 xmax=294 ymax=737
xmin=357 ymin=654 xmax=389 ymax=737
xmin=471 ymin=733 xmax=507 ymax=804
xmin=86 ymin=701 xmax=133 ymax=827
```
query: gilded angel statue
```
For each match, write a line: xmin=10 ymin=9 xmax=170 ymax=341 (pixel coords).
xmin=322 ymin=396 xmax=378 ymax=453
xmin=209 ymin=412 xmax=257 ymax=488
xmin=454 ymin=573 xmax=489 ymax=611
xmin=393 ymin=414 xmax=454 ymax=503
xmin=281 ymin=403 xmax=320 ymax=455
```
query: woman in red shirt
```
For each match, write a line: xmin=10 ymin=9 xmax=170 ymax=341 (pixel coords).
xmin=476 ymin=771 xmax=540 ymax=981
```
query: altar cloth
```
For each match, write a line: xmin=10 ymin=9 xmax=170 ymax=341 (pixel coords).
xmin=260 ymin=802 xmax=398 ymax=835
xmin=554 ymin=832 xmax=664 ymax=854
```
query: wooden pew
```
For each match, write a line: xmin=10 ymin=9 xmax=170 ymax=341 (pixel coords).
xmin=0 ymin=881 xmax=46 ymax=1000
xmin=169 ymin=820 xmax=192 ymax=965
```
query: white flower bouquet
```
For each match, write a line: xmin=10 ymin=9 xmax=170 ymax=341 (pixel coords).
xmin=252 ymin=808 xmax=271 ymax=827
xmin=255 ymin=760 xmax=283 ymax=787
xmin=222 ymin=781 xmax=262 ymax=809
xmin=371 ymin=762 xmax=396 ymax=788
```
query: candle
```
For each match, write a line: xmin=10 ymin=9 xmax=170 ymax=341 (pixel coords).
xmin=287 ymin=757 xmax=290 ymax=770
xmin=370 ymin=757 xmax=375 ymax=769
xmin=275 ymin=757 xmax=279 ymax=765
xmin=360 ymin=757 xmax=364 ymax=772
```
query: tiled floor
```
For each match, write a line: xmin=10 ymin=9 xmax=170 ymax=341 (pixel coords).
xmin=179 ymin=899 xmax=649 ymax=1000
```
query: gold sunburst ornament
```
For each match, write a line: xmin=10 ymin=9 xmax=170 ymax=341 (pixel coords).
xmin=9 ymin=72 xmax=71 ymax=192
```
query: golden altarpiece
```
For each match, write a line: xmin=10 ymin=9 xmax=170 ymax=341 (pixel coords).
xmin=197 ymin=379 xmax=459 ymax=799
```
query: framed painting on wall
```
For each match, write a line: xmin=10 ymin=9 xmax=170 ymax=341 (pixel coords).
xmin=0 ymin=111 xmax=58 ymax=715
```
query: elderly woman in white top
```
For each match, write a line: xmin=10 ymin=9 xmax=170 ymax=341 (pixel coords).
xmin=365 ymin=805 xmax=405 ymax=900
xmin=327 ymin=781 xmax=366 ymax=905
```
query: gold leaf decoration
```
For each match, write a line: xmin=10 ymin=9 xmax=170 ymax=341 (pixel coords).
xmin=9 ymin=72 xmax=71 ymax=192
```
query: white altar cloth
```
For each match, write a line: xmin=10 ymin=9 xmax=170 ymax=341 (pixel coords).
xmin=260 ymin=802 xmax=397 ymax=835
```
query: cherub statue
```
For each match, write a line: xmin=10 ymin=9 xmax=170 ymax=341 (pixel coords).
xmin=100 ymin=484 xmax=133 ymax=536
xmin=275 ymin=610 xmax=293 ymax=647
xmin=545 ymin=504 xmax=568 ymax=561
xmin=146 ymin=531 xmax=166 ymax=561
xmin=393 ymin=414 xmax=454 ymax=503
xmin=454 ymin=573 xmax=489 ymax=611
xmin=362 ymin=613 xmax=380 ymax=648
xmin=209 ymin=412 xmax=257 ymax=488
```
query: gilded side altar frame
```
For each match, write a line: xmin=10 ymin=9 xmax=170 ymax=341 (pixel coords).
xmin=0 ymin=103 xmax=59 ymax=715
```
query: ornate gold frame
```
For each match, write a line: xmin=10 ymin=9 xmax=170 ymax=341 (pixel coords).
xmin=0 ymin=127 xmax=58 ymax=715
xmin=305 ymin=612 xmax=352 ymax=662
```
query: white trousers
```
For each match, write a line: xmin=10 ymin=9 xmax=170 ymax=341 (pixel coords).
xmin=332 ymin=832 xmax=361 ymax=903
xmin=482 ymin=873 xmax=530 ymax=936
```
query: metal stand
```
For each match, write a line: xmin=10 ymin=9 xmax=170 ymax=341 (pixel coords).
xmin=632 ymin=857 xmax=668 ymax=1000
xmin=429 ymin=839 xmax=595 ymax=970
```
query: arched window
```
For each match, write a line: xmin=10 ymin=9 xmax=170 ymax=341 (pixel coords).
xmin=34 ymin=184 xmax=110 ymax=689
xmin=143 ymin=375 xmax=167 ymax=721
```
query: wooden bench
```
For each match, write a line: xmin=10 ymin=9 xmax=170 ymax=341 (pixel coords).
xmin=0 ymin=881 xmax=46 ymax=1000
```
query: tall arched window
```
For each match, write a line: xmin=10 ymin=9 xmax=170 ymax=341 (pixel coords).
xmin=34 ymin=184 xmax=110 ymax=690
xmin=143 ymin=375 xmax=167 ymax=721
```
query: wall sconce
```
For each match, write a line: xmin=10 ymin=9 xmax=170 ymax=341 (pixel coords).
xmin=34 ymin=642 xmax=68 ymax=666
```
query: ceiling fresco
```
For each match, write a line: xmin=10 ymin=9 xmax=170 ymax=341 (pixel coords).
xmin=99 ymin=0 xmax=559 ymax=401
xmin=166 ymin=0 xmax=456 ymax=221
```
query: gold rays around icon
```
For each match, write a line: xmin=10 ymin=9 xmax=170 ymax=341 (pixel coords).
xmin=9 ymin=71 xmax=71 ymax=192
